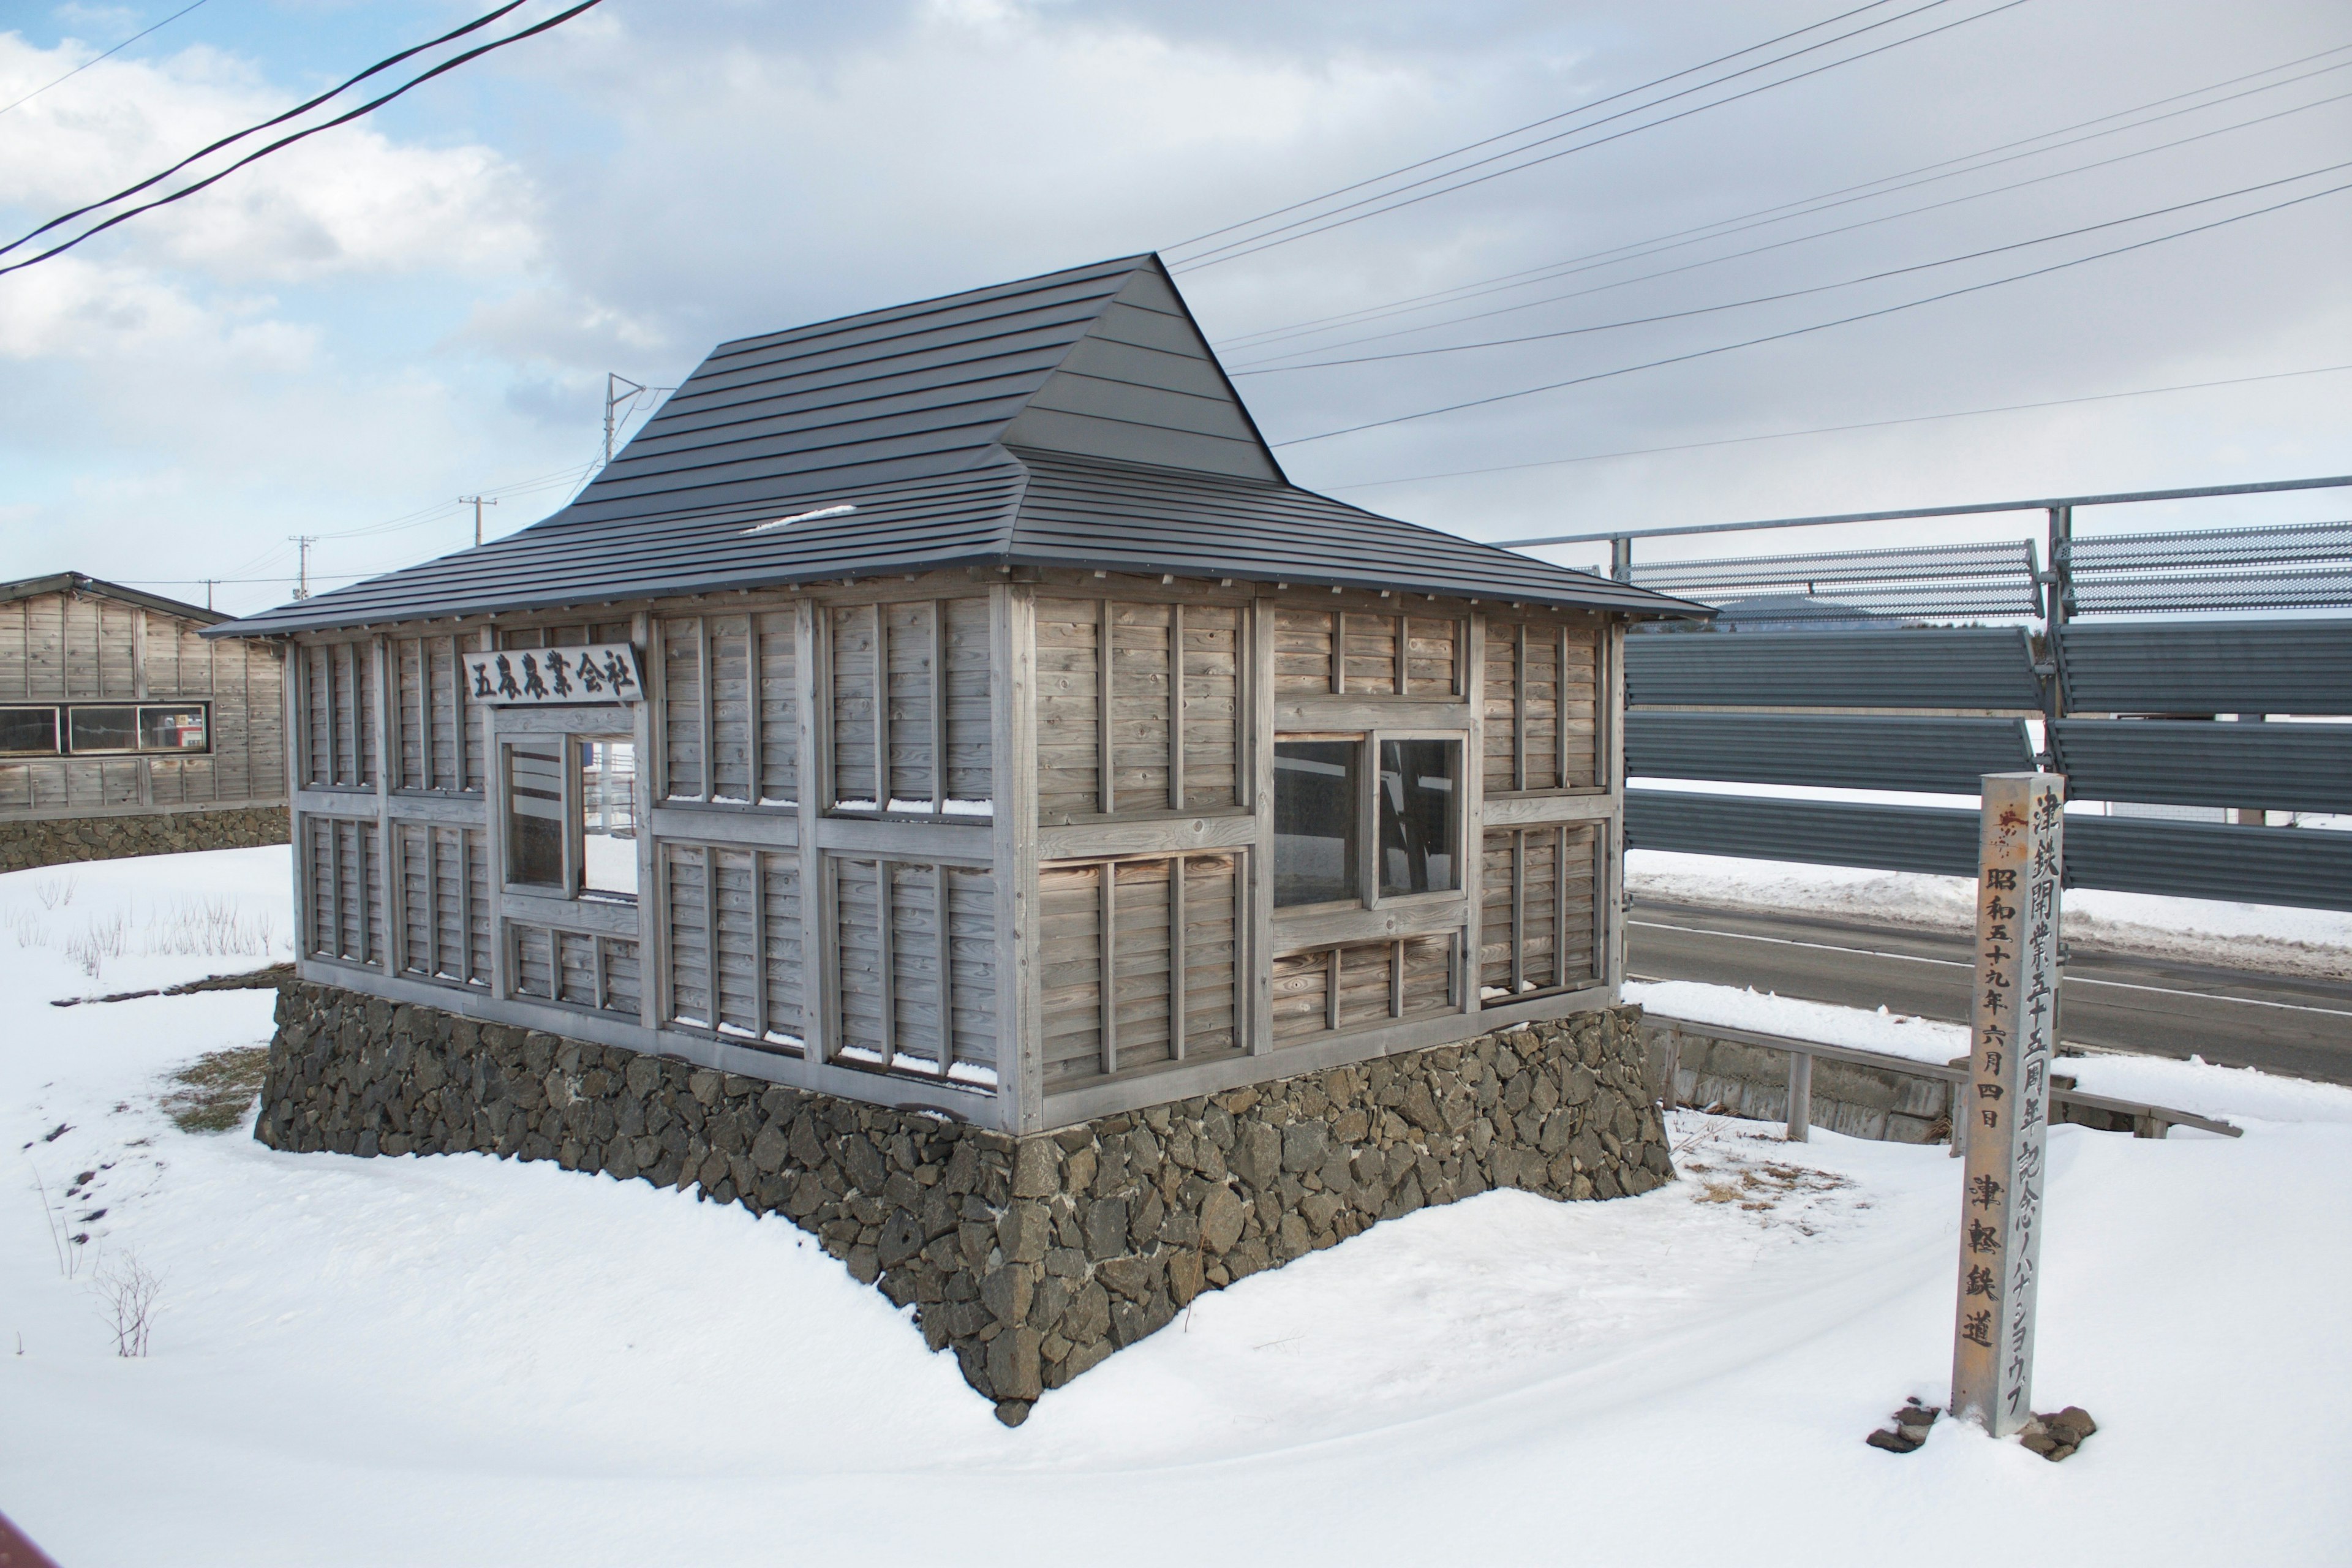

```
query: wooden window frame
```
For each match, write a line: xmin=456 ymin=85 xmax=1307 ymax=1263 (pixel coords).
xmin=1273 ymin=726 xmax=1465 ymax=916
xmin=499 ymin=732 xmax=641 ymax=905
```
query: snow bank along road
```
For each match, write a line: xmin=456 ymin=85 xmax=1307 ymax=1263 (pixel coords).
xmin=7 ymin=849 xmax=2352 ymax=1565
xmin=1629 ymin=899 xmax=2352 ymax=1086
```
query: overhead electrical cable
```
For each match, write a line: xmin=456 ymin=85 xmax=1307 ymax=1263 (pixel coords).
xmin=1234 ymin=112 xmax=2352 ymax=375
xmin=1166 ymin=0 xmax=1978 ymax=268
xmin=0 ymin=0 xmax=602 ymax=277
xmin=1319 ymin=363 xmax=2352 ymax=491
xmin=0 ymin=0 xmax=211 ymax=118
xmin=1222 ymin=44 xmax=2352 ymax=355
xmin=1161 ymin=0 xmax=1917 ymax=255
xmin=1168 ymin=0 xmax=2035 ymax=272
xmin=1272 ymin=170 xmax=2352 ymax=447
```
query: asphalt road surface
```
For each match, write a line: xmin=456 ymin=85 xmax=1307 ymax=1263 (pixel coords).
xmin=1627 ymin=899 xmax=2352 ymax=1087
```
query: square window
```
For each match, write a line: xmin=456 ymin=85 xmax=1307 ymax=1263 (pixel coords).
xmin=505 ymin=742 xmax=565 ymax=888
xmin=1273 ymin=737 xmax=1360 ymax=907
xmin=0 ymin=707 xmax=58 ymax=756
xmin=67 ymin=706 xmax=138 ymax=753
xmin=578 ymin=737 xmax=638 ymax=898
xmin=1379 ymin=738 xmax=1459 ymax=895
xmin=138 ymin=706 xmax=208 ymax=751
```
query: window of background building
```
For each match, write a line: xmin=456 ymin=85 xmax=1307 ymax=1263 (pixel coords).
xmin=0 ymin=707 xmax=58 ymax=755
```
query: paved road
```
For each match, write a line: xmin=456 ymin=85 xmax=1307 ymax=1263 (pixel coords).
xmin=1627 ymin=899 xmax=2352 ymax=1087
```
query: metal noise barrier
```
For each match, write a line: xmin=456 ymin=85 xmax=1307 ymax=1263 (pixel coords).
xmin=2062 ymin=518 xmax=2352 ymax=614
xmin=1631 ymin=538 xmax=2042 ymax=621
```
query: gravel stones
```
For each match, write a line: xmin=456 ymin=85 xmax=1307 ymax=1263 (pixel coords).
xmin=2020 ymin=1406 xmax=2098 ymax=1461
xmin=258 ymin=982 xmax=1667 ymax=1428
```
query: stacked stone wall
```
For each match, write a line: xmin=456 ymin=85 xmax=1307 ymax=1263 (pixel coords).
xmin=258 ymin=982 xmax=1673 ymax=1423
xmin=0 ymin=804 xmax=289 ymax=874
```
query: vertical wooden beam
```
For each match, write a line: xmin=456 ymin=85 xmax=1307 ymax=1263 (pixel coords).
xmin=631 ymin=609 xmax=662 ymax=1033
xmin=1098 ymin=860 xmax=1118 ymax=1074
xmin=1558 ymin=624 xmax=1573 ymax=790
xmin=926 ymin=600 xmax=947 ymax=816
xmin=744 ymin=614 xmax=764 ymax=807
xmin=1167 ymin=601 xmax=1185 ymax=812
xmin=1324 ymin=945 xmax=1341 ymax=1032
xmin=132 ymin=610 xmax=153 ymax=809
xmin=1602 ymin=620 xmax=1628 ymax=998
xmin=1555 ymin=823 xmax=1571 ymax=989
xmin=1169 ymin=854 xmax=1188 ymax=1062
xmin=872 ymin=604 xmax=891 ymax=809
xmin=483 ymin=704 xmax=510 ymax=1001
xmin=592 ymin=931 xmax=608 ymax=1013
xmin=1357 ymin=733 xmax=1378 ymax=911
xmin=1333 ymin=611 xmax=1346 ymax=696
xmin=284 ymin=641 xmax=311 ymax=963
xmin=1393 ymin=611 xmax=1409 ymax=698
xmin=876 ymin=857 xmax=895 ymax=1065
xmin=456 ymin=825 xmax=474 ymax=987
xmin=372 ymin=637 xmax=397 ymax=976
xmin=1510 ymin=828 xmax=1526 ymax=996
xmin=751 ymin=849 xmax=771 ymax=1041
xmin=1389 ymin=937 xmax=1404 ymax=1018
xmin=1245 ymin=595 xmax=1276 ymax=1055
xmin=695 ymin=616 xmax=715 ymax=805
xmin=1512 ymin=621 xmax=1528 ymax=794
xmin=1458 ymin=612 xmax=1487 ymax=1017
xmin=704 ymin=845 xmax=722 ymax=1033
xmin=796 ymin=598 xmax=828 ymax=1060
xmin=934 ymin=860 xmax=953 ymax=1072
xmin=1096 ymin=596 xmax=1114 ymax=816
xmin=990 ymin=582 xmax=1041 ymax=1133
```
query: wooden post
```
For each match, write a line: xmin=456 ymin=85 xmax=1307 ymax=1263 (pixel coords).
xmin=1951 ymin=771 xmax=2066 ymax=1436
xmin=1785 ymin=1047 xmax=1812 ymax=1142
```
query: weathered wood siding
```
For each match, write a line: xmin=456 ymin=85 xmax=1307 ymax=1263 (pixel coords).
xmin=305 ymin=815 xmax=385 ymax=967
xmin=1479 ymin=823 xmax=1598 ymax=998
xmin=1036 ymin=850 xmax=1241 ymax=1090
xmin=826 ymin=598 xmax=989 ymax=812
xmin=1272 ymin=606 xmax=1461 ymax=698
xmin=1483 ymin=614 xmax=1599 ymax=794
xmin=658 ymin=611 xmax=798 ymax=806
xmin=0 ymin=588 xmax=284 ymax=814
xmin=511 ymin=922 xmax=641 ymax=1017
xmin=1035 ymin=594 xmax=1241 ymax=823
xmin=659 ymin=842 xmax=805 ymax=1046
xmin=1270 ymin=934 xmax=1455 ymax=1044
xmin=394 ymin=823 xmax=492 ymax=990
xmin=829 ymin=854 xmax=998 ymax=1084
xmin=393 ymin=633 xmax=486 ymax=794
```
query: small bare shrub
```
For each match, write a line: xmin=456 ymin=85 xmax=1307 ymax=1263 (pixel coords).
xmin=98 ymin=1252 xmax=162 ymax=1357
xmin=35 ymin=873 xmax=75 ymax=910
xmin=5 ymin=908 xmax=46 ymax=949
xmin=142 ymin=898 xmax=274 ymax=960
xmin=65 ymin=910 xmax=129 ymax=981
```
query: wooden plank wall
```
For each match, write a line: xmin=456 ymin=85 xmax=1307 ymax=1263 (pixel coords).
xmin=0 ymin=589 xmax=285 ymax=814
xmin=1479 ymin=823 xmax=1599 ymax=999
xmin=1037 ymin=850 xmax=1240 ymax=1091
xmin=1273 ymin=606 xmax=1461 ymax=698
xmin=823 ymin=597 xmax=989 ymax=812
xmin=657 ymin=610 xmax=797 ymax=805
xmin=1482 ymin=614 xmax=1598 ymax=794
xmin=828 ymin=854 xmax=998 ymax=1085
xmin=1035 ymin=595 xmax=1240 ymax=821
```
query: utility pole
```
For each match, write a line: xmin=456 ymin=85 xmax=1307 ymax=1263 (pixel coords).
xmin=460 ymin=494 xmax=497 ymax=546
xmin=288 ymin=536 xmax=317 ymax=600
xmin=605 ymin=372 xmax=646 ymax=466
xmin=202 ymin=578 xmax=218 ymax=611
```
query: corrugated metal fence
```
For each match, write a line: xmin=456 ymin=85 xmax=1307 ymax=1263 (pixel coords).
xmin=1611 ymin=503 xmax=2352 ymax=913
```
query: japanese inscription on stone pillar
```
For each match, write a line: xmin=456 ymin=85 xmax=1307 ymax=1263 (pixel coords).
xmin=1951 ymin=771 xmax=2065 ymax=1436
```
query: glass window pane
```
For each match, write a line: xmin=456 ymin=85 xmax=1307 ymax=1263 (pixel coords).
xmin=505 ymin=742 xmax=565 ymax=888
xmin=138 ymin=706 xmax=208 ymax=751
xmin=67 ymin=706 xmax=138 ymax=753
xmin=578 ymin=737 xmax=638 ymax=897
xmin=1273 ymin=737 xmax=1359 ymax=907
xmin=0 ymin=707 xmax=59 ymax=755
xmin=1379 ymin=738 xmax=1460 ymax=895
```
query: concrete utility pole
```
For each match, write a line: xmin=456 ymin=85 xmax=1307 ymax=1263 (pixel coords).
xmin=288 ymin=536 xmax=317 ymax=600
xmin=605 ymin=373 xmax=646 ymax=466
xmin=460 ymin=495 xmax=497 ymax=546
xmin=202 ymin=578 xmax=218 ymax=611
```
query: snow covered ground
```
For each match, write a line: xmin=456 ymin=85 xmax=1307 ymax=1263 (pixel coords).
xmin=6 ymin=847 xmax=2350 ymax=1565
xmin=1630 ymin=846 xmax=2352 ymax=979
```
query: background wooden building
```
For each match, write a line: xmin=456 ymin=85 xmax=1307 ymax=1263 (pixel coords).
xmin=211 ymin=255 xmax=1697 ymax=1133
xmin=1 ymin=573 xmax=286 ymax=870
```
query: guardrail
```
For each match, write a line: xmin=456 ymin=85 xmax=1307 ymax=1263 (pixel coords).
xmin=1645 ymin=1014 xmax=2242 ymax=1145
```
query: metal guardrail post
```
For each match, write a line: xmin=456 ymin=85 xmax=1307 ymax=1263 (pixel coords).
xmin=1785 ymin=1047 xmax=1811 ymax=1142
xmin=1610 ymin=536 xmax=1633 ymax=584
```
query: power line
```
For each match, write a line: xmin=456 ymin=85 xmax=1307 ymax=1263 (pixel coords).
xmin=1161 ymin=0 xmax=1915 ymax=256
xmin=1238 ymin=154 xmax=2352 ymax=375
xmin=0 ymin=0 xmax=604 ymax=278
xmin=1319 ymin=363 xmax=2352 ymax=491
xmin=1273 ymin=171 xmax=2352 ymax=447
xmin=0 ymin=0 xmax=210 ymax=118
xmin=1169 ymin=0 xmax=2035 ymax=273
xmin=1217 ymin=40 xmax=2352 ymax=352
xmin=1229 ymin=62 xmax=2352 ymax=368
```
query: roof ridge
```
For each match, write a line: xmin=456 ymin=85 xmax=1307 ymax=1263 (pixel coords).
xmin=709 ymin=253 xmax=1156 ymax=357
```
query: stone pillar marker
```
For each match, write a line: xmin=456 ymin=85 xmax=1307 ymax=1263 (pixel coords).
xmin=1951 ymin=771 xmax=2065 ymax=1435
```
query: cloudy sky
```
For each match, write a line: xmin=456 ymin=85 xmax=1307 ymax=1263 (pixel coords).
xmin=2 ymin=0 xmax=2346 ymax=614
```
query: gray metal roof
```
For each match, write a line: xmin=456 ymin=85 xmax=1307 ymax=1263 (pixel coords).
xmin=208 ymin=254 xmax=1700 ymax=637
xmin=1 ymin=571 xmax=227 ymax=626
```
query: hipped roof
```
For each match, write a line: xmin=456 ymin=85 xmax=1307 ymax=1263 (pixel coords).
xmin=208 ymin=254 xmax=1703 ymax=636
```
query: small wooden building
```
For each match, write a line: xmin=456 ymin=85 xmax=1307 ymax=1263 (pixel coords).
xmin=210 ymin=255 xmax=1695 ymax=1134
xmin=1 ymin=573 xmax=286 ymax=870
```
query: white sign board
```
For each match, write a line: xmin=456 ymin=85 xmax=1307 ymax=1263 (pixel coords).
xmin=1951 ymin=770 xmax=2065 ymax=1436
xmin=463 ymin=643 xmax=644 ymax=706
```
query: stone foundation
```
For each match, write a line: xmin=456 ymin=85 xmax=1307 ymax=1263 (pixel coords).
xmin=0 ymin=804 xmax=289 ymax=875
xmin=258 ymin=982 xmax=1674 ymax=1423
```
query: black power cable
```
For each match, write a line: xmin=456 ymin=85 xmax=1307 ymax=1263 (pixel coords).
xmin=0 ymin=0 xmax=602 ymax=277
xmin=1273 ymin=171 xmax=2352 ymax=448
xmin=1169 ymin=0 xmax=2035 ymax=273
